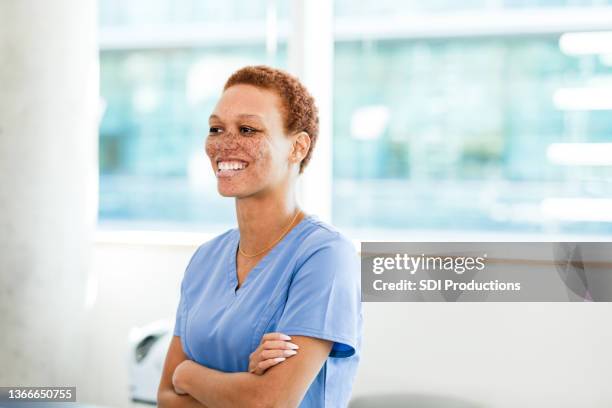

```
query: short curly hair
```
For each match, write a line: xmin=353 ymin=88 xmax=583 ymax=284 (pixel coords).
xmin=223 ymin=65 xmax=319 ymax=174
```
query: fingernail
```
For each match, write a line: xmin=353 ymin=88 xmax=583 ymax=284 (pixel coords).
xmin=275 ymin=357 xmax=286 ymax=362
xmin=284 ymin=350 xmax=297 ymax=356
xmin=287 ymin=342 xmax=299 ymax=350
xmin=280 ymin=334 xmax=292 ymax=340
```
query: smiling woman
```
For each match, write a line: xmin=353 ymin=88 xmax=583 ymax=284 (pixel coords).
xmin=157 ymin=65 xmax=363 ymax=408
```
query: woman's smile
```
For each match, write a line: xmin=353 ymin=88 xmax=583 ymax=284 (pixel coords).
xmin=216 ymin=159 xmax=250 ymax=178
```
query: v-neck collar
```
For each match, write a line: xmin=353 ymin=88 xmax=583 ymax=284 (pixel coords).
xmin=227 ymin=214 xmax=315 ymax=297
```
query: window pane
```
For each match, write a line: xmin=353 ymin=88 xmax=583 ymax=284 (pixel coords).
xmin=333 ymin=36 xmax=612 ymax=237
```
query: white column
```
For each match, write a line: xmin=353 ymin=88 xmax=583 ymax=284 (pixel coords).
xmin=0 ymin=0 xmax=98 ymax=398
xmin=289 ymin=0 xmax=334 ymax=223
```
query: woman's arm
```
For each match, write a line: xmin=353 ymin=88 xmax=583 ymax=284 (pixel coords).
xmin=173 ymin=335 xmax=333 ymax=408
xmin=157 ymin=335 xmax=209 ymax=408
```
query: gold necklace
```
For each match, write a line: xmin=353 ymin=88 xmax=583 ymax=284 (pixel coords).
xmin=238 ymin=209 xmax=303 ymax=258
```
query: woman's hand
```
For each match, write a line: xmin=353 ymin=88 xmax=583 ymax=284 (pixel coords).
xmin=172 ymin=359 xmax=193 ymax=395
xmin=248 ymin=332 xmax=299 ymax=375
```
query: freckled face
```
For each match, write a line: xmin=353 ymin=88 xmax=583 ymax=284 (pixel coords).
xmin=205 ymin=84 xmax=294 ymax=198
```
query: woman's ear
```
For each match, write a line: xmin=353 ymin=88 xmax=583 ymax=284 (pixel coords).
xmin=291 ymin=131 xmax=311 ymax=164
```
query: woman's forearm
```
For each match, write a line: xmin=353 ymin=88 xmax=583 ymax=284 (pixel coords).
xmin=158 ymin=388 xmax=210 ymax=408
xmin=174 ymin=360 xmax=278 ymax=408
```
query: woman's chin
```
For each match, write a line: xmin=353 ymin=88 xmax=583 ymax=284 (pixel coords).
xmin=217 ymin=184 xmax=250 ymax=198
xmin=217 ymin=187 xmax=238 ymax=197
xmin=216 ymin=176 xmax=269 ymax=198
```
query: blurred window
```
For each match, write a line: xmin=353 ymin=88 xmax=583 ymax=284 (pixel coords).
xmin=332 ymin=0 xmax=612 ymax=238
xmin=99 ymin=0 xmax=612 ymax=237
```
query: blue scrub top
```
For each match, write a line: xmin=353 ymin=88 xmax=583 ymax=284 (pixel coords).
xmin=173 ymin=214 xmax=363 ymax=407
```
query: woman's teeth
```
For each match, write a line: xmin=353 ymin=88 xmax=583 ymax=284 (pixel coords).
xmin=218 ymin=161 xmax=247 ymax=170
xmin=217 ymin=161 xmax=248 ymax=176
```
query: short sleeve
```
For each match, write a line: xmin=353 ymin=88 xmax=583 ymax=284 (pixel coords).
xmin=276 ymin=235 xmax=362 ymax=358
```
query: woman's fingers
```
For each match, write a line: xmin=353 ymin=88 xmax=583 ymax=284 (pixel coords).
xmin=261 ymin=340 xmax=300 ymax=350
xmin=257 ymin=357 xmax=287 ymax=372
xmin=261 ymin=348 xmax=298 ymax=359
xmin=248 ymin=332 xmax=298 ymax=375
xmin=260 ymin=332 xmax=292 ymax=343
xmin=249 ymin=355 xmax=286 ymax=375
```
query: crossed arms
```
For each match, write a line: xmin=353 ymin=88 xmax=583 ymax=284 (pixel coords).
xmin=157 ymin=335 xmax=332 ymax=408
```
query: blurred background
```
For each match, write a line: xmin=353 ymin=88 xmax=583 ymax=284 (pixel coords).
xmin=97 ymin=0 xmax=612 ymax=238
xmin=1 ymin=0 xmax=612 ymax=407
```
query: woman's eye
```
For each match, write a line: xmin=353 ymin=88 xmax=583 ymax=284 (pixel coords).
xmin=209 ymin=126 xmax=222 ymax=134
xmin=240 ymin=126 xmax=257 ymax=135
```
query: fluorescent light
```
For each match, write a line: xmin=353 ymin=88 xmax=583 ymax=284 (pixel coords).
xmin=553 ymin=87 xmax=612 ymax=111
xmin=541 ymin=198 xmax=612 ymax=222
xmin=559 ymin=31 xmax=612 ymax=55
xmin=600 ymin=54 xmax=612 ymax=66
xmin=350 ymin=105 xmax=390 ymax=140
xmin=132 ymin=86 xmax=159 ymax=113
xmin=547 ymin=143 xmax=612 ymax=166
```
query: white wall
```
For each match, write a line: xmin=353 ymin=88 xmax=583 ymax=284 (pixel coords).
xmin=0 ymin=0 xmax=98 ymax=395
xmin=87 ymin=241 xmax=612 ymax=408
xmin=85 ymin=242 xmax=190 ymax=407
xmin=355 ymin=302 xmax=612 ymax=407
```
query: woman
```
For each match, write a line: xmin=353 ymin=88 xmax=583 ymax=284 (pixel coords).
xmin=157 ymin=65 xmax=362 ymax=408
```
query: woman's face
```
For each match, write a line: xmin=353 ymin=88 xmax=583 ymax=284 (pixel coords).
xmin=205 ymin=84 xmax=295 ymax=198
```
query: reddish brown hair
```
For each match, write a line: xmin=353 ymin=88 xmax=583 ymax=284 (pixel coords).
xmin=224 ymin=65 xmax=319 ymax=174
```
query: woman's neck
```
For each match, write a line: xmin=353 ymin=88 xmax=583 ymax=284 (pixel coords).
xmin=235 ymin=186 xmax=303 ymax=254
